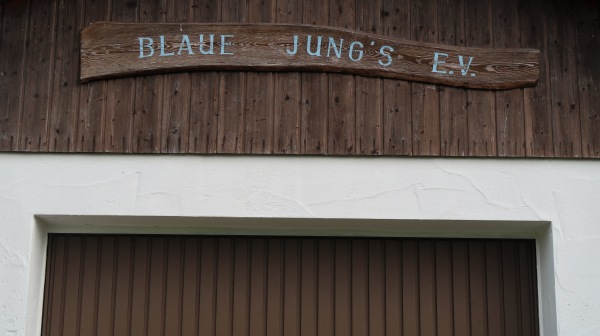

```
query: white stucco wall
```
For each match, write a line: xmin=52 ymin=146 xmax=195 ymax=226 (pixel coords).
xmin=0 ymin=154 xmax=599 ymax=335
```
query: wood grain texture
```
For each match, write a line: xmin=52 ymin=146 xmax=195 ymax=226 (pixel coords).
xmin=575 ymin=0 xmax=600 ymax=158
xmin=1 ymin=0 xmax=598 ymax=160
xmin=81 ymin=22 xmax=540 ymax=90
xmin=0 ymin=0 xmax=29 ymax=151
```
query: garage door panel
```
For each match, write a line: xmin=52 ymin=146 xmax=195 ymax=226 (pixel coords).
xmin=42 ymin=235 xmax=539 ymax=336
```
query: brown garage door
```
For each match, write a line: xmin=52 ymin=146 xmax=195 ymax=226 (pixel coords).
xmin=41 ymin=235 xmax=539 ymax=335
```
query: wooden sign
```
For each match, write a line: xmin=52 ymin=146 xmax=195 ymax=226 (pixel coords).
xmin=81 ymin=22 xmax=540 ymax=89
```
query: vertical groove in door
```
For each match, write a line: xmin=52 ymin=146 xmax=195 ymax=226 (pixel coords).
xmin=42 ymin=235 xmax=540 ymax=336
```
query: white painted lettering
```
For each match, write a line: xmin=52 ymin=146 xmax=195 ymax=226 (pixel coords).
xmin=327 ymin=37 xmax=343 ymax=58
xmin=138 ymin=37 xmax=154 ymax=58
xmin=432 ymin=52 xmax=448 ymax=74
xmin=220 ymin=35 xmax=234 ymax=55
xmin=349 ymin=41 xmax=363 ymax=61
xmin=378 ymin=45 xmax=394 ymax=66
xmin=458 ymin=55 xmax=474 ymax=76
xmin=306 ymin=35 xmax=323 ymax=56
xmin=177 ymin=35 xmax=194 ymax=55
xmin=286 ymin=35 xmax=299 ymax=55
xmin=159 ymin=36 xmax=174 ymax=56
xmin=199 ymin=34 xmax=215 ymax=55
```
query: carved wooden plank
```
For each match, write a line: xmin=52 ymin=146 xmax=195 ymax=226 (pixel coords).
xmin=81 ymin=22 xmax=540 ymax=90
xmin=381 ymin=0 xmax=411 ymax=155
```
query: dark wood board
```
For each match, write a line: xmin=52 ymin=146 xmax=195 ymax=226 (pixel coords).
xmin=0 ymin=0 xmax=29 ymax=151
xmin=81 ymin=23 xmax=541 ymax=90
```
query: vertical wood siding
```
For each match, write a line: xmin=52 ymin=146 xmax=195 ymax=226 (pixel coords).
xmin=1 ymin=0 xmax=598 ymax=158
xmin=42 ymin=235 xmax=539 ymax=336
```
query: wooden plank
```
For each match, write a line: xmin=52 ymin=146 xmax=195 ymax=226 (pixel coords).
xmin=215 ymin=238 xmax=234 ymax=336
xmin=517 ymin=241 xmax=535 ymax=336
xmin=451 ymin=241 xmax=470 ymax=336
xmin=0 ymin=0 xmax=29 ymax=151
xmin=419 ymin=240 xmax=436 ymax=336
xmin=103 ymin=0 xmax=138 ymax=152
xmin=385 ymin=239 xmax=402 ymax=335
xmin=77 ymin=0 xmax=110 ymax=152
xmin=47 ymin=0 xmax=83 ymax=152
xmin=113 ymin=237 xmax=133 ymax=335
xmin=355 ymin=0 xmax=382 ymax=155
xmin=502 ymin=241 xmax=521 ymax=335
xmin=47 ymin=236 xmax=67 ymax=336
xmin=574 ymin=0 xmax=600 ymax=158
xmin=266 ymin=239 xmax=284 ymax=336
xmin=160 ymin=0 xmax=192 ymax=153
xmin=334 ymin=239 xmax=352 ymax=336
xmin=249 ymin=239 xmax=267 ymax=336
xmin=283 ymin=239 xmax=300 ymax=336
xmin=245 ymin=0 xmax=275 ymax=154
xmin=130 ymin=237 xmax=150 ymax=335
xmin=81 ymin=23 xmax=540 ymax=90
xmin=411 ymin=0 xmax=440 ymax=156
xmin=274 ymin=0 xmax=302 ymax=154
xmin=381 ymin=0 xmax=412 ymax=155
xmin=78 ymin=237 xmax=100 ymax=335
xmin=547 ymin=0 xmax=582 ymax=157
xmin=317 ymin=239 xmax=335 ymax=336
xmin=198 ymin=238 xmax=218 ymax=335
xmin=300 ymin=239 xmax=318 ymax=336
xmin=328 ymin=0 xmax=355 ymax=155
xmin=493 ymin=0 xmax=525 ymax=157
xmin=132 ymin=0 xmax=166 ymax=153
xmin=435 ymin=240 xmax=453 ymax=336
xmin=438 ymin=0 xmax=468 ymax=156
xmin=217 ymin=0 xmax=247 ymax=153
xmin=469 ymin=241 xmax=488 ymax=335
xmin=147 ymin=237 xmax=167 ymax=336
xmin=466 ymin=0 xmax=496 ymax=156
xmin=485 ymin=240 xmax=504 ymax=336
xmin=301 ymin=0 xmax=328 ymax=154
xmin=62 ymin=236 xmax=83 ymax=336
xmin=18 ymin=0 xmax=57 ymax=151
xmin=232 ymin=238 xmax=250 ymax=335
xmin=96 ymin=237 xmax=116 ymax=336
xmin=181 ymin=237 xmax=200 ymax=335
xmin=351 ymin=239 xmax=368 ymax=336
xmin=368 ymin=240 xmax=385 ymax=336
xmin=521 ymin=0 xmax=553 ymax=157
xmin=402 ymin=240 xmax=419 ymax=335
xmin=164 ymin=238 xmax=183 ymax=335
xmin=188 ymin=0 xmax=220 ymax=153
xmin=41 ymin=234 xmax=55 ymax=335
